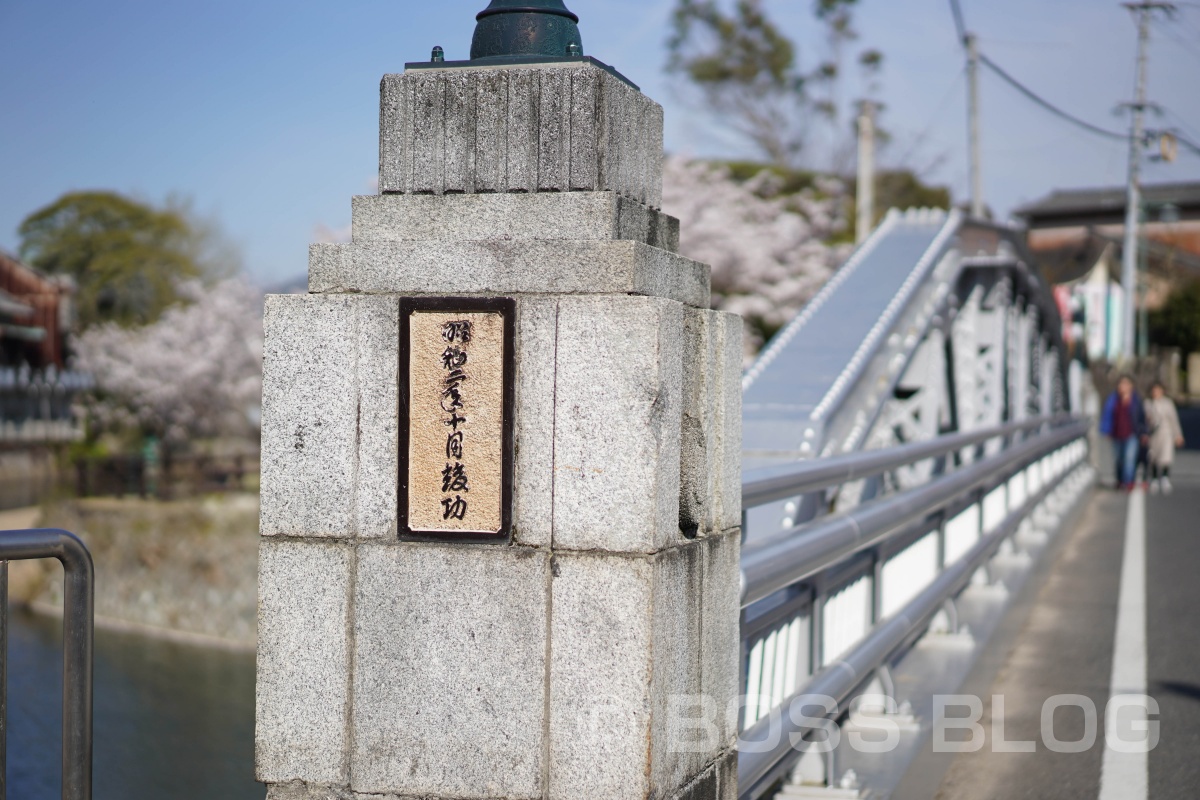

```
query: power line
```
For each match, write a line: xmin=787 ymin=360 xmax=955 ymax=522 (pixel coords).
xmin=1154 ymin=17 xmax=1200 ymax=65
xmin=1163 ymin=107 xmax=1200 ymax=142
xmin=896 ymin=67 xmax=966 ymax=167
xmin=1167 ymin=129 xmax=1200 ymax=156
xmin=978 ymin=54 xmax=1129 ymax=142
xmin=945 ymin=1 xmax=1186 ymax=147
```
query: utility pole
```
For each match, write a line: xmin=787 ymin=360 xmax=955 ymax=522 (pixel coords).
xmin=1120 ymin=1 xmax=1174 ymax=360
xmin=856 ymin=100 xmax=876 ymax=244
xmin=966 ymin=33 xmax=984 ymax=218
xmin=1138 ymin=204 xmax=1150 ymax=357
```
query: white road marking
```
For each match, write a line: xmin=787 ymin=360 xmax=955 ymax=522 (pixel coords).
xmin=1099 ymin=488 xmax=1148 ymax=800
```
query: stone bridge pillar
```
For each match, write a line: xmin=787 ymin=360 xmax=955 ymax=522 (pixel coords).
xmin=255 ymin=5 xmax=743 ymax=798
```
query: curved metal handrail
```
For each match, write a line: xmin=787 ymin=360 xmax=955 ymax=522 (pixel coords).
xmin=0 ymin=529 xmax=94 ymax=800
xmin=741 ymin=414 xmax=1072 ymax=510
xmin=736 ymin=454 xmax=1091 ymax=797
xmin=740 ymin=419 xmax=1088 ymax=608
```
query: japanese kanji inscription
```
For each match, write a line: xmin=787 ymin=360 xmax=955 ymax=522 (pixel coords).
xmin=399 ymin=298 xmax=514 ymax=541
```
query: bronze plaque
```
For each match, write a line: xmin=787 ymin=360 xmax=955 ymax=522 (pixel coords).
xmin=399 ymin=298 xmax=514 ymax=541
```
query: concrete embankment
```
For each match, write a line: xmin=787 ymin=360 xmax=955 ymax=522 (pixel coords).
xmin=4 ymin=495 xmax=259 ymax=649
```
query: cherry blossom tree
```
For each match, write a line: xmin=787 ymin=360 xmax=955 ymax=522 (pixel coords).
xmin=662 ymin=155 xmax=850 ymax=356
xmin=74 ymin=277 xmax=264 ymax=443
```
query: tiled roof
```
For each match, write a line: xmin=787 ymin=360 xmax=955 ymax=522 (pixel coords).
xmin=1014 ymin=182 xmax=1200 ymax=219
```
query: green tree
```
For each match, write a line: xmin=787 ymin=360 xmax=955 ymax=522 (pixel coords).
xmin=18 ymin=191 xmax=235 ymax=329
xmin=667 ymin=0 xmax=884 ymax=168
xmin=814 ymin=168 xmax=951 ymax=245
xmin=667 ymin=0 xmax=805 ymax=166
xmin=1149 ymin=279 xmax=1200 ymax=356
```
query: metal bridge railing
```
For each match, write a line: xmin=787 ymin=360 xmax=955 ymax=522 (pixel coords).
xmin=0 ymin=530 xmax=94 ymax=800
xmin=736 ymin=417 xmax=1093 ymax=799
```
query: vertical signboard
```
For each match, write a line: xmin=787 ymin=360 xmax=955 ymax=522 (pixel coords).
xmin=399 ymin=297 xmax=515 ymax=542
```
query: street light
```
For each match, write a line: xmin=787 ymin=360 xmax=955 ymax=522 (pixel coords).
xmin=471 ymin=0 xmax=584 ymax=61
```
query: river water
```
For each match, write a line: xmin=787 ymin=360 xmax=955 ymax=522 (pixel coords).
xmin=6 ymin=608 xmax=261 ymax=799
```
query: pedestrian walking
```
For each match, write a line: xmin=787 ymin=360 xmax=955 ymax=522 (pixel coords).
xmin=1099 ymin=375 xmax=1147 ymax=491
xmin=1145 ymin=381 xmax=1185 ymax=494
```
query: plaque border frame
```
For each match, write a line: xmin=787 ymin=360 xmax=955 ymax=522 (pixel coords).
xmin=398 ymin=296 xmax=516 ymax=544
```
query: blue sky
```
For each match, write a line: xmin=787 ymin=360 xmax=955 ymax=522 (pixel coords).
xmin=2 ymin=0 xmax=1198 ymax=286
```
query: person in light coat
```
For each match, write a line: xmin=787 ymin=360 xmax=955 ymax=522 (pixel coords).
xmin=1145 ymin=381 xmax=1185 ymax=494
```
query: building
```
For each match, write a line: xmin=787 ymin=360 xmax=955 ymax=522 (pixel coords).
xmin=0 ymin=250 xmax=86 ymax=454
xmin=0 ymin=249 xmax=73 ymax=369
xmin=1014 ymin=182 xmax=1200 ymax=362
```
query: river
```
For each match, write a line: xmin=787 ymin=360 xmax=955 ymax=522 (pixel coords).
xmin=6 ymin=608 xmax=260 ymax=799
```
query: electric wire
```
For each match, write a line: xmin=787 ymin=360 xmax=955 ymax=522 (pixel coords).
xmin=1153 ymin=18 xmax=1200 ymax=65
xmin=978 ymin=55 xmax=1129 ymax=142
xmin=947 ymin=0 xmax=1133 ymax=144
xmin=1164 ymin=107 xmax=1200 ymax=143
xmin=1167 ymin=130 xmax=1200 ymax=156
xmin=895 ymin=67 xmax=967 ymax=167
xmin=945 ymin=1 xmax=1199 ymax=169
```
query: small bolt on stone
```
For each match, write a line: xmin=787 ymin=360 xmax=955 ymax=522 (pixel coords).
xmin=566 ymin=42 xmax=581 ymax=57
xmin=431 ymin=45 xmax=445 ymax=63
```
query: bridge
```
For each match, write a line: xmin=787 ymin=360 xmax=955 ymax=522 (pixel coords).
xmin=732 ymin=207 xmax=1195 ymax=799
xmin=2 ymin=4 xmax=1197 ymax=800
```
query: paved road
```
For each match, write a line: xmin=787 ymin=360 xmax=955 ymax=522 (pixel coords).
xmin=894 ymin=450 xmax=1200 ymax=800
xmin=1145 ymin=451 xmax=1200 ymax=798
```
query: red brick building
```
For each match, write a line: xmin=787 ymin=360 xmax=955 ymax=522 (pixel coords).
xmin=0 ymin=249 xmax=73 ymax=369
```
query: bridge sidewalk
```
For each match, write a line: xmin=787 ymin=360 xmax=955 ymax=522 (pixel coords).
xmin=893 ymin=451 xmax=1200 ymax=800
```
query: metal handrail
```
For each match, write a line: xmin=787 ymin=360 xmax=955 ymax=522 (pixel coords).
xmin=740 ymin=419 xmax=1088 ymax=608
xmin=741 ymin=414 xmax=1070 ymax=509
xmin=736 ymin=447 xmax=1090 ymax=798
xmin=0 ymin=529 xmax=94 ymax=800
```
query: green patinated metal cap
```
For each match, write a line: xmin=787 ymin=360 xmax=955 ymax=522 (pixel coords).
xmin=471 ymin=0 xmax=584 ymax=61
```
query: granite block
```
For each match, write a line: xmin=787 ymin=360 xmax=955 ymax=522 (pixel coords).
xmin=256 ymin=540 xmax=352 ymax=785
xmin=410 ymin=72 xmax=445 ymax=195
xmin=260 ymin=294 xmax=400 ymax=540
xmin=351 ymin=191 xmax=617 ymax=243
xmin=549 ymin=545 xmax=715 ymax=799
xmin=671 ymin=758 xmax=718 ymax=800
xmin=308 ymin=243 xmax=348 ymax=284
xmin=702 ymin=531 xmax=743 ymax=749
xmin=646 ymin=104 xmax=666 ymax=209
xmin=259 ymin=295 xmax=359 ymax=538
xmin=506 ymin=68 xmax=538 ymax=193
xmin=679 ymin=309 xmax=720 ymax=537
xmin=551 ymin=295 xmax=683 ymax=553
xmin=716 ymin=312 xmax=744 ymax=532
xmin=350 ymin=544 xmax=548 ymax=798
xmin=548 ymin=552 xmax=654 ymax=799
xmin=308 ymin=239 xmax=709 ymax=309
xmin=617 ymin=194 xmax=680 ymax=253
xmin=661 ymin=749 xmax=736 ymax=800
xmin=354 ymin=296 xmax=400 ymax=539
xmin=378 ymin=62 xmax=664 ymax=207
xmin=266 ymin=783 xmax=352 ymax=800
xmin=443 ymin=71 xmax=475 ymax=194
xmin=350 ymin=191 xmax=680 ymax=252
xmin=378 ymin=74 xmax=411 ymax=195
xmin=569 ymin=67 xmax=600 ymax=190
xmin=538 ymin=67 xmax=570 ymax=191
xmin=512 ymin=296 xmax=559 ymax=548
xmin=715 ymin=748 xmax=738 ymax=800
xmin=475 ymin=69 xmax=508 ymax=193
xmin=652 ymin=543 xmax=708 ymax=792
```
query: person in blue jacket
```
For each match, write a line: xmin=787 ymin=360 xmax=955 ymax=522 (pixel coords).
xmin=1099 ymin=375 xmax=1147 ymax=490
